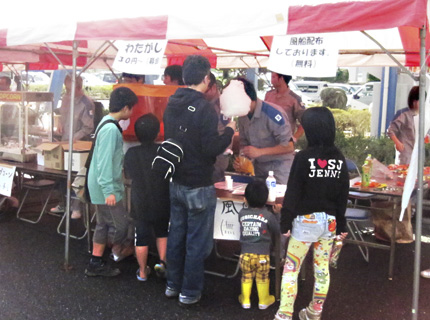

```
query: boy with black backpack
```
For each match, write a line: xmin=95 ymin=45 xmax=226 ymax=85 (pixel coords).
xmin=85 ymin=87 xmax=138 ymax=277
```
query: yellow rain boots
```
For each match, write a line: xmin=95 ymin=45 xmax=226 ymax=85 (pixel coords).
xmin=238 ymin=280 xmax=253 ymax=309
xmin=256 ymin=280 xmax=275 ymax=310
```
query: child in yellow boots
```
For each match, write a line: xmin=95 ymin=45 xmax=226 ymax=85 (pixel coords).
xmin=238 ymin=180 xmax=280 ymax=310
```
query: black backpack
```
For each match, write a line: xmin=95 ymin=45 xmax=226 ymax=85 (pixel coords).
xmin=151 ymin=138 xmax=184 ymax=180
xmin=152 ymin=105 xmax=197 ymax=180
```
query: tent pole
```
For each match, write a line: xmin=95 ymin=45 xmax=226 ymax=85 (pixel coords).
xmin=102 ymin=59 xmax=120 ymax=82
xmin=43 ymin=43 xmax=68 ymax=70
xmin=412 ymin=26 xmax=426 ymax=320
xmin=361 ymin=31 xmax=418 ymax=81
xmin=63 ymin=41 xmax=78 ymax=270
xmin=79 ymin=41 xmax=116 ymax=74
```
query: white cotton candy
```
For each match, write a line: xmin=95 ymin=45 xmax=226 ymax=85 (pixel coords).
xmin=220 ymin=80 xmax=251 ymax=118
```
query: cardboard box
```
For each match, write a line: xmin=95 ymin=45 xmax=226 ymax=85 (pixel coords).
xmin=63 ymin=141 xmax=92 ymax=172
xmin=35 ymin=142 xmax=64 ymax=170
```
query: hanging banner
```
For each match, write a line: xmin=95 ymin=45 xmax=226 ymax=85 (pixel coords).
xmin=0 ymin=164 xmax=16 ymax=197
xmin=113 ymin=40 xmax=167 ymax=75
xmin=267 ymin=34 xmax=339 ymax=77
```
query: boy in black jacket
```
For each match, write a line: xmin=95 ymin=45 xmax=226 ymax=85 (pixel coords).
xmin=124 ymin=113 xmax=170 ymax=281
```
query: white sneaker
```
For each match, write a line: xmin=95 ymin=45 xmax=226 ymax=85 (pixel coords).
xmin=71 ymin=210 xmax=82 ymax=219
xmin=50 ymin=205 xmax=65 ymax=214
xmin=421 ymin=268 xmax=430 ymax=278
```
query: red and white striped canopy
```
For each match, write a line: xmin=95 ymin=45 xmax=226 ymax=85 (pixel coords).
xmin=0 ymin=0 xmax=427 ymax=69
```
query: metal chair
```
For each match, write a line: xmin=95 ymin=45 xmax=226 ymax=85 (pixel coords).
xmin=16 ymin=179 xmax=56 ymax=224
xmin=345 ymin=206 xmax=371 ymax=262
xmin=56 ymin=199 xmax=95 ymax=240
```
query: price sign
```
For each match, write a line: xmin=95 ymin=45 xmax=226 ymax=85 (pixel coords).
xmin=0 ymin=164 xmax=16 ymax=197
xmin=113 ymin=40 xmax=167 ymax=75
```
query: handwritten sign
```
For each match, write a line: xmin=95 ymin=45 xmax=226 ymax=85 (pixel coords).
xmin=213 ymin=199 xmax=245 ymax=240
xmin=268 ymin=34 xmax=339 ymax=77
xmin=113 ymin=40 xmax=167 ymax=75
xmin=0 ymin=164 xmax=16 ymax=196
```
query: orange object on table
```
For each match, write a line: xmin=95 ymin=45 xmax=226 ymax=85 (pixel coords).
xmin=234 ymin=156 xmax=255 ymax=176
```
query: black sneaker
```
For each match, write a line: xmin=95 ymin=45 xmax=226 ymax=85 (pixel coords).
xmin=85 ymin=260 xmax=121 ymax=277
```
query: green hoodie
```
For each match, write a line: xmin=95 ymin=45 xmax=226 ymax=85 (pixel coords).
xmin=88 ymin=115 xmax=125 ymax=205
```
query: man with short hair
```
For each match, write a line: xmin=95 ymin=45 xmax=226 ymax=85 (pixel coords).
xmin=0 ymin=76 xmax=11 ymax=91
xmin=163 ymin=65 xmax=184 ymax=85
xmin=163 ymin=55 xmax=235 ymax=305
xmin=58 ymin=74 xmax=95 ymax=142
xmin=235 ymin=77 xmax=294 ymax=184
xmin=121 ymin=72 xmax=145 ymax=84
xmin=265 ymin=72 xmax=305 ymax=144
xmin=85 ymin=87 xmax=138 ymax=277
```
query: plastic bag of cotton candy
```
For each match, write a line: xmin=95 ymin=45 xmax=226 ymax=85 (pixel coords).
xmin=220 ymin=79 xmax=251 ymax=118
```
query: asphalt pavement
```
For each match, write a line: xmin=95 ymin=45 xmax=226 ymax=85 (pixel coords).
xmin=2 ymin=199 xmax=430 ymax=320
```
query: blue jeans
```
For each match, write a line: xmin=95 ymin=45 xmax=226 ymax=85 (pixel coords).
xmin=166 ymin=182 xmax=217 ymax=298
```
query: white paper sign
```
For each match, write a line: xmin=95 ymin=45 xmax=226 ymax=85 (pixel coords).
xmin=113 ymin=40 xmax=167 ymax=75
xmin=213 ymin=199 xmax=244 ymax=240
xmin=0 ymin=164 xmax=16 ymax=197
xmin=400 ymin=77 xmax=430 ymax=220
xmin=268 ymin=34 xmax=339 ymax=77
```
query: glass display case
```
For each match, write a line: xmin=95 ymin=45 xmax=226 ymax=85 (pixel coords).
xmin=0 ymin=91 xmax=54 ymax=162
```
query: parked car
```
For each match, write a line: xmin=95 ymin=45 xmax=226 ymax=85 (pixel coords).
xmin=292 ymin=80 xmax=329 ymax=104
xmin=80 ymin=73 xmax=112 ymax=86
xmin=327 ymin=83 xmax=356 ymax=94
xmin=20 ymin=71 xmax=51 ymax=85
xmin=348 ymin=82 xmax=379 ymax=109
xmin=95 ymin=71 xmax=120 ymax=84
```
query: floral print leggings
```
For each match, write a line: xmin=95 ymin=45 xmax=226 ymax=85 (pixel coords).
xmin=278 ymin=236 xmax=334 ymax=317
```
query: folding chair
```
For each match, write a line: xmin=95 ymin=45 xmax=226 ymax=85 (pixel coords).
xmin=16 ymin=179 xmax=56 ymax=224
xmin=56 ymin=199 xmax=95 ymax=240
xmin=345 ymin=207 xmax=371 ymax=262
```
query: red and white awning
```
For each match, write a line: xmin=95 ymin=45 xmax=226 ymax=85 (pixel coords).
xmin=0 ymin=0 xmax=427 ymax=69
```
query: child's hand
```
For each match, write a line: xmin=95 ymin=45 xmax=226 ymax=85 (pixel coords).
xmin=283 ymin=230 xmax=291 ymax=238
xmin=272 ymin=203 xmax=282 ymax=214
xmin=339 ymin=232 xmax=348 ymax=241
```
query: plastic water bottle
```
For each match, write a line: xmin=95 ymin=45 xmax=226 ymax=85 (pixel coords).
xmin=361 ymin=154 xmax=372 ymax=188
xmin=266 ymin=171 xmax=277 ymax=202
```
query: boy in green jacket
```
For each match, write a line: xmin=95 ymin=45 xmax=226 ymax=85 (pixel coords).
xmin=85 ymin=87 xmax=138 ymax=277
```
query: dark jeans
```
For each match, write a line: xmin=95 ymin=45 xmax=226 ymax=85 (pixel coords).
xmin=166 ymin=182 xmax=216 ymax=298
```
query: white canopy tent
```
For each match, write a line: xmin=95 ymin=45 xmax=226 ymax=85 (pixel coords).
xmin=0 ymin=0 xmax=428 ymax=70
